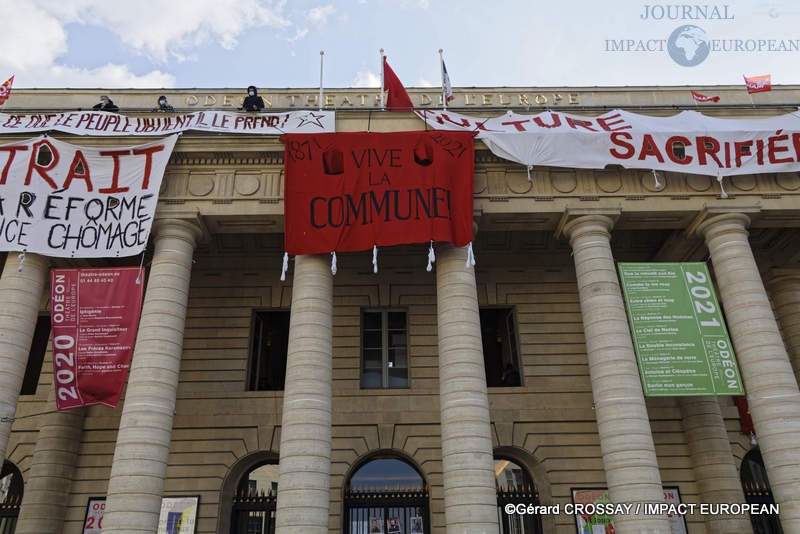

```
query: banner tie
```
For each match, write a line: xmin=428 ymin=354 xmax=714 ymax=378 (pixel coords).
xmin=651 ymin=169 xmax=662 ymax=190
xmin=527 ymin=165 xmax=533 ymax=183
xmin=280 ymin=252 xmax=289 ymax=281
xmin=717 ymin=172 xmax=728 ymax=198
xmin=135 ymin=252 xmax=145 ymax=284
xmin=372 ymin=245 xmax=378 ymax=274
xmin=426 ymin=241 xmax=436 ymax=272
xmin=465 ymin=242 xmax=476 ymax=267
xmin=17 ymin=251 xmax=25 ymax=272
xmin=331 ymin=251 xmax=337 ymax=275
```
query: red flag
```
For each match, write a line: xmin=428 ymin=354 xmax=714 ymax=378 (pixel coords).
xmin=0 ymin=75 xmax=14 ymax=105
xmin=690 ymin=90 xmax=720 ymax=103
xmin=743 ymin=74 xmax=771 ymax=94
xmin=383 ymin=56 xmax=414 ymax=111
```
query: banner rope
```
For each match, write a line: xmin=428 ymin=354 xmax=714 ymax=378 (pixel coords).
xmin=372 ymin=245 xmax=378 ymax=274
xmin=135 ymin=252 xmax=145 ymax=284
xmin=527 ymin=165 xmax=533 ymax=183
xmin=426 ymin=241 xmax=436 ymax=272
xmin=331 ymin=251 xmax=337 ymax=275
xmin=465 ymin=242 xmax=476 ymax=267
xmin=651 ymin=169 xmax=662 ymax=190
xmin=280 ymin=252 xmax=289 ymax=281
xmin=16 ymin=250 xmax=25 ymax=272
xmin=716 ymin=172 xmax=728 ymax=198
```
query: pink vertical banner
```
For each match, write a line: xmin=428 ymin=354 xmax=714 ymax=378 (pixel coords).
xmin=50 ymin=267 xmax=144 ymax=410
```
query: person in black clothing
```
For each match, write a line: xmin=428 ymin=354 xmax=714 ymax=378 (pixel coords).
xmin=241 ymin=85 xmax=265 ymax=111
xmin=152 ymin=95 xmax=175 ymax=112
xmin=92 ymin=95 xmax=119 ymax=112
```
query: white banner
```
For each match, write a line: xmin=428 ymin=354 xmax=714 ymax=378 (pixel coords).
xmin=417 ymin=108 xmax=800 ymax=176
xmin=0 ymin=135 xmax=177 ymax=257
xmin=0 ymin=109 xmax=334 ymax=136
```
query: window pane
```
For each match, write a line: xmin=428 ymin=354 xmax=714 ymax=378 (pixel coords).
xmin=248 ymin=311 xmax=290 ymax=391
xmin=388 ymin=311 xmax=406 ymax=330
xmin=361 ymin=369 xmax=382 ymax=388
xmin=388 ymin=366 xmax=408 ymax=387
xmin=363 ymin=312 xmax=381 ymax=330
xmin=363 ymin=331 xmax=382 ymax=350
xmin=363 ymin=349 xmax=382 ymax=368
xmin=480 ymin=308 xmax=521 ymax=387
xmin=389 ymin=347 xmax=407 ymax=368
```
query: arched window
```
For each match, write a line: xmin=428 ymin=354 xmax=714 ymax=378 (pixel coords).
xmin=741 ymin=448 xmax=783 ymax=534
xmin=344 ymin=454 xmax=429 ymax=534
xmin=1 ymin=460 xmax=23 ymax=532
xmin=495 ymin=457 xmax=543 ymax=534
xmin=230 ymin=461 xmax=279 ymax=534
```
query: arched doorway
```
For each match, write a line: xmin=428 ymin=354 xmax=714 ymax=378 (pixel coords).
xmin=1 ymin=460 xmax=23 ymax=534
xmin=229 ymin=461 xmax=279 ymax=534
xmin=495 ymin=456 xmax=543 ymax=534
xmin=343 ymin=453 xmax=429 ymax=534
xmin=741 ymin=448 xmax=783 ymax=534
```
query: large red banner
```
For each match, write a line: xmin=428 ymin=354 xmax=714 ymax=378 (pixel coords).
xmin=282 ymin=131 xmax=475 ymax=255
xmin=50 ymin=267 xmax=144 ymax=410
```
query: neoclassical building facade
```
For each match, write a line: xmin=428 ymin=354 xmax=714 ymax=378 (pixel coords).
xmin=1 ymin=86 xmax=800 ymax=534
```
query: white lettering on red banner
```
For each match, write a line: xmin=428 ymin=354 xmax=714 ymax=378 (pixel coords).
xmin=417 ymin=108 xmax=800 ymax=176
xmin=0 ymin=110 xmax=334 ymax=136
xmin=50 ymin=268 xmax=144 ymax=410
xmin=0 ymin=135 xmax=176 ymax=257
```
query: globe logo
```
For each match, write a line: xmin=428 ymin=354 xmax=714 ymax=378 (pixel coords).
xmin=667 ymin=25 xmax=711 ymax=67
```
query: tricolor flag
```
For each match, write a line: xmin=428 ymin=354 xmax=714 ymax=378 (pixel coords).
xmin=690 ymin=90 xmax=720 ymax=103
xmin=441 ymin=57 xmax=455 ymax=105
xmin=743 ymin=74 xmax=772 ymax=94
xmin=382 ymin=56 xmax=414 ymax=111
xmin=0 ymin=75 xmax=14 ymax=106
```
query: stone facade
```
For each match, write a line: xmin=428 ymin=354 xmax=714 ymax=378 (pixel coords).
xmin=3 ymin=86 xmax=800 ymax=533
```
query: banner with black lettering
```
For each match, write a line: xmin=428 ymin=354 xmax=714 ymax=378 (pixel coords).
xmin=0 ymin=135 xmax=177 ymax=257
xmin=417 ymin=108 xmax=800 ymax=177
xmin=282 ymin=131 xmax=474 ymax=255
xmin=50 ymin=267 xmax=144 ymax=410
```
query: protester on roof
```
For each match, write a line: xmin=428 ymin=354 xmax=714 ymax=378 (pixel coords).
xmin=242 ymin=85 xmax=265 ymax=112
xmin=92 ymin=95 xmax=119 ymax=112
xmin=153 ymin=95 xmax=175 ymax=112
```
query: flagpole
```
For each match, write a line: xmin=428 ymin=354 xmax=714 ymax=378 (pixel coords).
xmin=319 ymin=50 xmax=325 ymax=111
xmin=380 ymin=48 xmax=385 ymax=110
xmin=439 ymin=48 xmax=446 ymax=111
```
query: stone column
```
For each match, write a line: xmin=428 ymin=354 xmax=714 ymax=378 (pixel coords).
xmin=678 ymin=398 xmax=749 ymax=533
xmin=562 ymin=215 xmax=669 ymax=534
xmin=654 ymin=232 xmax=750 ymax=532
xmin=696 ymin=213 xmax=800 ymax=530
xmin=102 ymin=219 xmax=201 ymax=533
xmin=0 ymin=252 xmax=49 ymax=461
xmin=435 ymin=244 xmax=499 ymax=534
xmin=767 ymin=269 xmax=800 ymax=386
xmin=15 ymin=395 xmax=86 ymax=533
xmin=275 ymin=254 xmax=333 ymax=534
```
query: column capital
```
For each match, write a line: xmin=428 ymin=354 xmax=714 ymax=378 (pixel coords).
xmin=556 ymin=208 xmax=620 ymax=240
xmin=559 ymin=214 xmax=616 ymax=244
xmin=687 ymin=210 xmax=755 ymax=239
xmin=152 ymin=217 xmax=204 ymax=247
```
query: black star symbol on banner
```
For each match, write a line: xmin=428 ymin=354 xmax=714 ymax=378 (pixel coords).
xmin=296 ymin=112 xmax=327 ymax=129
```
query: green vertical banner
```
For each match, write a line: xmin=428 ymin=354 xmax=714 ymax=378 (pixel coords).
xmin=618 ymin=262 xmax=744 ymax=396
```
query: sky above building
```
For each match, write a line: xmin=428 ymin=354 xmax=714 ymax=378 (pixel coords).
xmin=4 ymin=0 xmax=800 ymax=90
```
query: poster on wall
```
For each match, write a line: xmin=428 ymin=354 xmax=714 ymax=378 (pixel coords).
xmin=369 ymin=516 xmax=385 ymax=533
xmin=387 ymin=516 xmax=402 ymax=534
xmin=0 ymin=134 xmax=176 ymax=257
xmin=618 ymin=262 xmax=744 ymax=396
xmin=50 ymin=267 xmax=145 ymax=410
xmin=157 ymin=496 xmax=199 ymax=534
xmin=571 ymin=488 xmax=687 ymax=534
xmin=82 ymin=497 xmax=106 ymax=534
xmin=410 ymin=516 xmax=424 ymax=534
xmin=282 ymin=131 xmax=475 ymax=255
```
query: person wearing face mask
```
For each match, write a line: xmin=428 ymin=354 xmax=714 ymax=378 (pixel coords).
xmin=92 ymin=95 xmax=119 ymax=112
xmin=242 ymin=85 xmax=265 ymax=112
xmin=152 ymin=95 xmax=175 ymax=112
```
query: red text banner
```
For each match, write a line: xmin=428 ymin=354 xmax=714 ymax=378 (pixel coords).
xmin=0 ymin=110 xmax=334 ymax=136
xmin=50 ymin=267 xmax=145 ymax=410
xmin=0 ymin=135 xmax=176 ymax=257
xmin=417 ymin=108 xmax=800 ymax=177
xmin=283 ymin=131 xmax=475 ymax=255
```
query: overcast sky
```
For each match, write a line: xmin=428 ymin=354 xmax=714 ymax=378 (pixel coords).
xmin=4 ymin=0 xmax=800 ymax=89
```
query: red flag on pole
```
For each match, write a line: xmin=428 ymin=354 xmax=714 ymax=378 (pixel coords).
xmin=743 ymin=74 xmax=772 ymax=94
xmin=382 ymin=56 xmax=414 ymax=111
xmin=0 ymin=75 xmax=14 ymax=106
xmin=690 ymin=90 xmax=720 ymax=103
